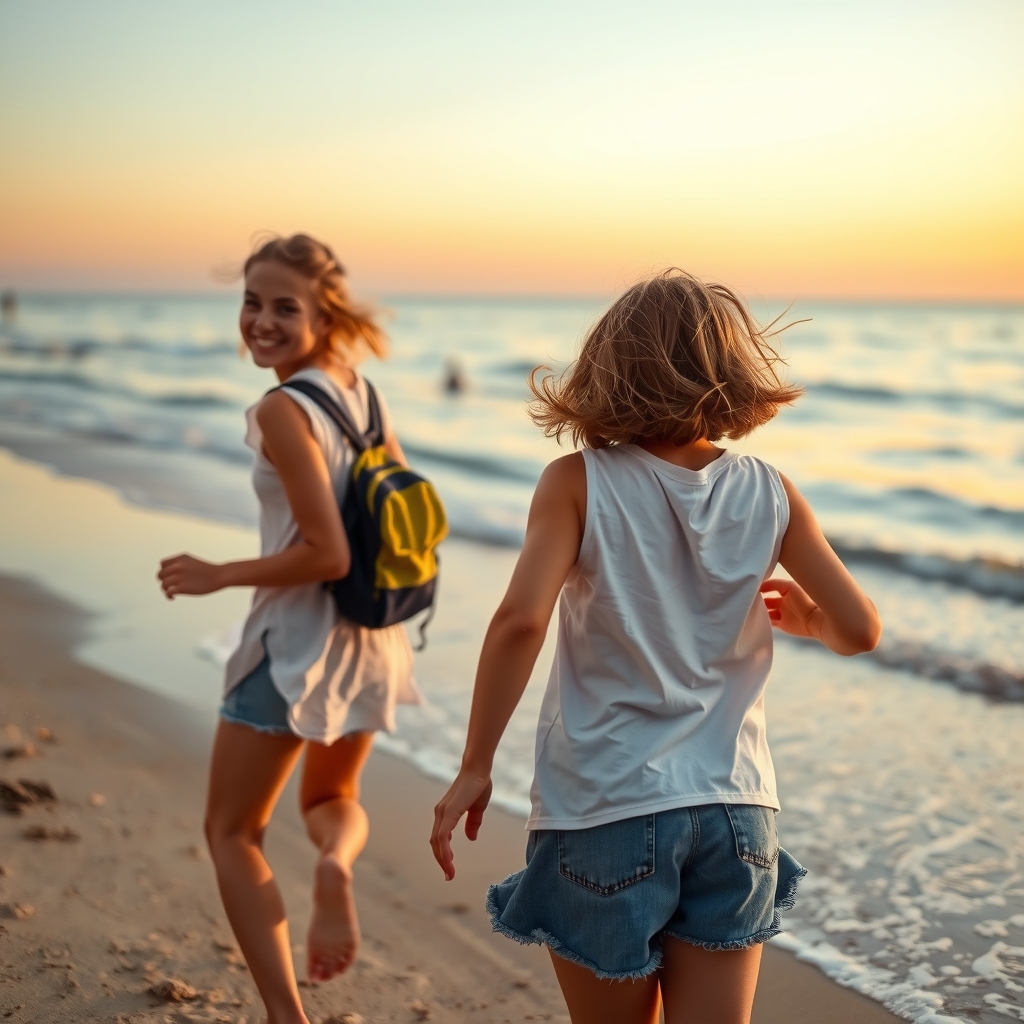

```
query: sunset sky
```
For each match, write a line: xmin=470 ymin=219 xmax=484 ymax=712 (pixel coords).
xmin=1 ymin=1 xmax=1022 ymax=298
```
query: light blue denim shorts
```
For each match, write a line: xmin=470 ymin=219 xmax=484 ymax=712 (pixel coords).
xmin=219 ymin=654 xmax=294 ymax=736
xmin=487 ymin=803 xmax=806 ymax=980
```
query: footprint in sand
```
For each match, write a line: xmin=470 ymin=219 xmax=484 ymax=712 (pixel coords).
xmin=0 ymin=902 xmax=34 ymax=920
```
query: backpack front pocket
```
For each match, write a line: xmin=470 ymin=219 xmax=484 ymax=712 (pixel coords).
xmin=557 ymin=815 xmax=655 ymax=895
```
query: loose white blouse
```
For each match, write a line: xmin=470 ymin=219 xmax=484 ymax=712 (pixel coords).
xmin=224 ymin=367 xmax=421 ymax=744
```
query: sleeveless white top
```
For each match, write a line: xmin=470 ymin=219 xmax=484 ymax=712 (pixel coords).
xmin=528 ymin=445 xmax=789 ymax=830
xmin=224 ymin=367 xmax=420 ymax=744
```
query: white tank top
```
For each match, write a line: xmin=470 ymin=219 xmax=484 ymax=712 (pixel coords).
xmin=224 ymin=367 xmax=420 ymax=744
xmin=528 ymin=445 xmax=789 ymax=830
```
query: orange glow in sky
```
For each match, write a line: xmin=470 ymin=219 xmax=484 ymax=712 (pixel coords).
xmin=1 ymin=2 xmax=1022 ymax=298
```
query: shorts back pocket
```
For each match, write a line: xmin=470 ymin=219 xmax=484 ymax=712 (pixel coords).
xmin=725 ymin=804 xmax=779 ymax=869
xmin=557 ymin=815 xmax=655 ymax=895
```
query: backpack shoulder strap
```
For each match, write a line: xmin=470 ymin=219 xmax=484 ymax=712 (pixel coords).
xmin=272 ymin=378 xmax=369 ymax=453
xmin=363 ymin=379 xmax=386 ymax=447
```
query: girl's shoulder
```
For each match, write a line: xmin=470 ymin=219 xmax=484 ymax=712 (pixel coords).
xmin=243 ymin=368 xmax=349 ymax=455
xmin=276 ymin=366 xmax=396 ymax=447
xmin=722 ymin=451 xmax=788 ymax=503
xmin=585 ymin=445 xmax=787 ymax=510
xmin=540 ymin=451 xmax=586 ymax=487
xmin=727 ymin=450 xmax=782 ymax=477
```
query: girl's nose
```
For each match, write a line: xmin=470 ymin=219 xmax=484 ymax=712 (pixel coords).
xmin=253 ymin=309 xmax=276 ymax=334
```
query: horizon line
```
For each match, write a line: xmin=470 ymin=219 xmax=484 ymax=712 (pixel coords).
xmin=3 ymin=286 xmax=1024 ymax=310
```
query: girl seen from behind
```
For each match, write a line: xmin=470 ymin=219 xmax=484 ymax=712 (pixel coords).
xmin=159 ymin=235 xmax=420 ymax=1024
xmin=430 ymin=271 xmax=881 ymax=1024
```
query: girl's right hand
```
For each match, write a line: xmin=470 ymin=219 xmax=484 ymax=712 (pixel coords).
xmin=759 ymin=577 xmax=822 ymax=640
xmin=158 ymin=553 xmax=225 ymax=599
xmin=430 ymin=769 xmax=493 ymax=881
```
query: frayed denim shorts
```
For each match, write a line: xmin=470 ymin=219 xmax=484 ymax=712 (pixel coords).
xmin=220 ymin=654 xmax=294 ymax=736
xmin=487 ymin=803 xmax=806 ymax=980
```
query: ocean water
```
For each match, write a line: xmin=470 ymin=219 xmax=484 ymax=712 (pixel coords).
xmin=1 ymin=293 xmax=1023 ymax=1022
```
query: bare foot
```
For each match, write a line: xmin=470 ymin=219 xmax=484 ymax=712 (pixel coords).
xmin=307 ymin=853 xmax=359 ymax=982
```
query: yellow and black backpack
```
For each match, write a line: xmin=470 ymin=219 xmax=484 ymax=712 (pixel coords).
xmin=280 ymin=378 xmax=448 ymax=646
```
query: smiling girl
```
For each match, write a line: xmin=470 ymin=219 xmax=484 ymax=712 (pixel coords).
xmin=158 ymin=234 xmax=420 ymax=1024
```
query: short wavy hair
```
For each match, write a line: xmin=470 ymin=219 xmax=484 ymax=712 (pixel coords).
xmin=529 ymin=270 xmax=803 ymax=448
xmin=244 ymin=233 xmax=388 ymax=360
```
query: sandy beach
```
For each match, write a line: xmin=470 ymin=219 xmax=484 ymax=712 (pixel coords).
xmin=0 ymin=565 xmax=907 ymax=1023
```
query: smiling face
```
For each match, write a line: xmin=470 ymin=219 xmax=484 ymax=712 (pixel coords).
xmin=240 ymin=260 xmax=332 ymax=379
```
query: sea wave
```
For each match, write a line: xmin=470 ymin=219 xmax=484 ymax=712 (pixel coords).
xmin=402 ymin=442 xmax=542 ymax=484
xmin=492 ymin=358 xmax=555 ymax=378
xmin=807 ymin=480 xmax=1024 ymax=538
xmin=0 ymin=368 xmax=245 ymax=410
xmin=445 ymin=521 xmax=524 ymax=549
xmin=0 ymin=327 xmax=239 ymax=358
xmin=865 ymin=637 xmax=1024 ymax=702
xmin=807 ymin=380 xmax=1024 ymax=419
xmin=833 ymin=541 xmax=1024 ymax=603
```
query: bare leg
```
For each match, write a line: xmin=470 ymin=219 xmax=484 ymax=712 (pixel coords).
xmin=549 ymin=951 xmax=662 ymax=1024
xmin=660 ymin=936 xmax=763 ymax=1024
xmin=204 ymin=720 xmax=307 ymax=1024
xmin=299 ymin=730 xmax=375 ymax=983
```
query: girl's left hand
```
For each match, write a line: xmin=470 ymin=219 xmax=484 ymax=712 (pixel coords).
xmin=430 ymin=769 xmax=493 ymax=881
xmin=158 ymin=554 xmax=224 ymax=599
xmin=759 ymin=576 xmax=821 ymax=639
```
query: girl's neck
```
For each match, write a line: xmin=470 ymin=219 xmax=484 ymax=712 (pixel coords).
xmin=636 ymin=437 xmax=724 ymax=472
xmin=275 ymin=349 xmax=356 ymax=389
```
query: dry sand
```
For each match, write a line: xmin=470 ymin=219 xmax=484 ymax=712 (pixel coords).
xmin=0 ymin=573 xmax=903 ymax=1023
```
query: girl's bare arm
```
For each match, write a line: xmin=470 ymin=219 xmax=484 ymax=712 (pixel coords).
xmin=760 ymin=474 xmax=881 ymax=655
xmin=384 ymin=431 xmax=407 ymax=466
xmin=158 ymin=392 xmax=350 ymax=598
xmin=429 ymin=452 xmax=586 ymax=880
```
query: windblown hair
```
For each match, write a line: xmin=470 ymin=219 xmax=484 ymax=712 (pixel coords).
xmin=529 ymin=270 xmax=803 ymax=448
xmin=244 ymin=233 xmax=387 ymax=360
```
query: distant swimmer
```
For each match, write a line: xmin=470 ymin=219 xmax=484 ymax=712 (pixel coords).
xmin=0 ymin=290 xmax=16 ymax=322
xmin=443 ymin=356 xmax=467 ymax=394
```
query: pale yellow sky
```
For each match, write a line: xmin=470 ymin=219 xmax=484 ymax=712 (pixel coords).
xmin=1 ymin=1 xmax=1022 ymax=298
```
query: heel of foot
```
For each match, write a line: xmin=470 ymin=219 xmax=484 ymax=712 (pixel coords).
xmin=314 ymin=853 xmax=352 ymax=894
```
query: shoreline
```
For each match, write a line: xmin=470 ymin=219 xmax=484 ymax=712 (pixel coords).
xmin=2 ymin=441 xmax=1007 ymax=1022
xmin=0 ymin=571 xmax=904 ymax=1022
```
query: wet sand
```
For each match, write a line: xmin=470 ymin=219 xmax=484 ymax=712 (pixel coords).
xmin=0 ymin=573 xmax=904 ymax=1023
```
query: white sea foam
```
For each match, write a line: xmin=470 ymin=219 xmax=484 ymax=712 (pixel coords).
xmin=197 ymin=621 xmax=243 ymax=668
xmin=758 ymin=644 xmax=1024 ymax=1022
xmin=771 ymin=931 xmax=968 ymax=1023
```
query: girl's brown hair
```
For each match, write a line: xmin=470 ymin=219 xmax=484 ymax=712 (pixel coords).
xmin=529 ymin=270 xmax=803 ymax=448
xmin=244 ymin=233 xmax=388 ymax=360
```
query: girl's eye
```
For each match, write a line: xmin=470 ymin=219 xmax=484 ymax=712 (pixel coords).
xmin=243 ymin=297 xmax=259 ymax=310
xmin=276 ymin=303 xmax=299 ymax=315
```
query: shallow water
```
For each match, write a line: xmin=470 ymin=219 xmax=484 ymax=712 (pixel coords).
xmin=2 ymin=294 xmax=1023 ymax=1021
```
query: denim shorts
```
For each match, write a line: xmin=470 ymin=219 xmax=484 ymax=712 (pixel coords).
xmin=220 ymin=654 xmax=294 ymax=736
xmin=486 ymin=803 xmax=806 ymax=980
